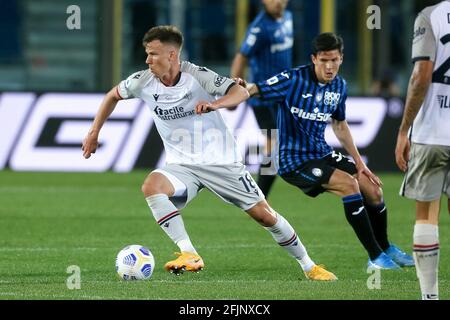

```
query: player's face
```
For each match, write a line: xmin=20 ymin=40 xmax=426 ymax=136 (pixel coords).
xmin=311 ymin=50 xmax=343 ymax=83
xmin=263 ymin=0 xmax=288 ymax=19
xmin=145 ymin=40 xmax=175 ymax=79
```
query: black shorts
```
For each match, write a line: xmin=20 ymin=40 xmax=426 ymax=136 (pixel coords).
xmin=280 ymin=152 xmax=357 ymax=198
xmin=251 ymin=105 xmax=277 ymax=130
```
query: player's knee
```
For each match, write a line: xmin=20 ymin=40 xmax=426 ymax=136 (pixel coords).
xmin=141 ymin=180 xmax=162 ymax=197
xmin=246 ymin=201 xmax=277 ymax=227
xmin=364 ymin=186 xmax=384 ymax=205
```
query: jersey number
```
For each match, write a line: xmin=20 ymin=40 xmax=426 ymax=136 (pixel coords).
xmin=432 ymin=34 xmax=450 ymax=85
xmin=238 ymin=173 xmax=256 ymax=192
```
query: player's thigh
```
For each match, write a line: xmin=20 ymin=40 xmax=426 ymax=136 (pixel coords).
xmin=150 ymin=165 xmax=203 ymax=210
xmin=189 ymin=163 xmax=265 ymax=211
xmin=401 ymin=144 xmax=450 ymax=201
xmin=324 ymin=168 xmax=359 ymax=197
xmin=444 ymin=156 xmax=450 ymax=199
xmin=280 ymin=158 xmax=335 ymax=197
xmin=323 ymin=152 xmax=359 ymax=196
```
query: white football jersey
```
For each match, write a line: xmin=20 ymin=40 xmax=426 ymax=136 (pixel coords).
xmin=410 ymin=0 xmax=450 ymax=146
xmin=117 ymin=61 xmax=242 ymax=164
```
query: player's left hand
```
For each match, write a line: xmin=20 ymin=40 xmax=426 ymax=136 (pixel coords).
xmin=356 ymin=162 xmax=382 ymax=187
xmin=195 ymin=101 xmax=218 ymax=114
xmin=82 ymin=133 xmax=99 ymax=159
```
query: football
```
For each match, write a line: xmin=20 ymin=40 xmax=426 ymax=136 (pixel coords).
xmin=115 ymin=245 xmax=155 ymax=280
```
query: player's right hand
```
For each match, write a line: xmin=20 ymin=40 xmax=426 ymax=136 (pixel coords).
xmin=195 ymin=101 xmax=218 ymax=114
xmin=232 ymin=77 xmax=247 ymax=88
xmin=82 ymin=134 xmax=99 ymax=159
xmin=395 ymin=132 xmax=410 ymax=172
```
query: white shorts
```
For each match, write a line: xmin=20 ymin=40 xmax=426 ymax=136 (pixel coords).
xmin=400 ymin=143 xmax=450 ymax=201
xmin=153 ymin=163 xmax=265 ymax=211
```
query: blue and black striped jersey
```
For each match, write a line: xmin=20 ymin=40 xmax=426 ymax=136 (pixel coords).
xmin=240 ymin=10 xmax=293 ymax=107
xmin=256 ymin=64 xmax=348 ymax=175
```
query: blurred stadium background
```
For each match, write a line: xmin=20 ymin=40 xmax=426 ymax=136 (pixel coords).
xmin=1 ymin=0 xmax=448 ymax=301
xmin=0 ymin=0 xmax=442 ymax=173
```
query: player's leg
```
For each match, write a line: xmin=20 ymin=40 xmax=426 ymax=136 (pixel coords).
xmin=252 ymin=105 xmax=277 ymax=198
xmin=400 ymin=143 xmax=450 ymax=299
xmin=358 ymin=173 xmax=414 ymax=267
xmin=246 ymin=200 xmax=337 ymax=281
xmin=142 ymin=166 xmax=204 ymax=273
xmin=196 ymin=164 xmax=336 ymax=280
xmin=324 ymin=169 xmax=395 ymax=266
xmin=413 ymin=199 xmax=440 ymax=300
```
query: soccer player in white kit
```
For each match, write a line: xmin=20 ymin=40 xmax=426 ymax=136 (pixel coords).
xmin=395 ymin=0 xmax=450 ymax=300
xmin=82 ymin=25 xmax=336 ymax=280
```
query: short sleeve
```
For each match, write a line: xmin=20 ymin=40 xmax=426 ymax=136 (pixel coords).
xmin=181 ymin=61 xmax=236 ymax=96
xmin=256 ymin=70 xmax=293 ymax=103
xmin=411 ymin=13 xmax=436 ymax=63
xmin=117 ymin=70 xmax=146 ymax=99
xmin=331 ymin=92 xmax=346 ymax=121
xmin=240 ymin=24 xmax=267 ymax=57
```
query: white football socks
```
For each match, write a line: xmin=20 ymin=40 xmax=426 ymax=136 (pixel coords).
xmin=265 ymin=214 xmax=315 ymax=272
xmin=146 ymin=194 xmax=197 ymax=254
xmin=413 ymin=223 xmax=439 ymax=300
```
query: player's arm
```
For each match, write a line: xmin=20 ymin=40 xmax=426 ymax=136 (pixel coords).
xmin=232 ymin=78 xmax=260 ymax=97
xmin=82 ymin=87 xmax=121 ymax=159
xmin=196 ymin=84 xmax=249 ymax=114
xmin=230 ymin=53 xmax=248 ymax=79
xmin=395 ymin=60 xmax=433 ymax=171
xmin=331 ymin=119 xmax=382 ymax=186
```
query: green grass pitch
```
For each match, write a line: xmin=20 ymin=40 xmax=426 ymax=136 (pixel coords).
xmin=0 ymin=170 xmax=448 ymax=300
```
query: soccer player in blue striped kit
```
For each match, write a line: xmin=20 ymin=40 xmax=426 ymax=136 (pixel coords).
xmin=231 ymin=0 xmax=293 ymax=198
xmin=198 ymin=33 xmax=414 ymax=270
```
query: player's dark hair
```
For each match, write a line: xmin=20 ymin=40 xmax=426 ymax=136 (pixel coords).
xmin=142 ymin=25 xmax=184 ymax=49
xmin=312 ymin=33 xmax=344 ymax=55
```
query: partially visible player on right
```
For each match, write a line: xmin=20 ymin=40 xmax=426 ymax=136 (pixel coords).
xmin=395 ymin=0 xmax=450 ymax=300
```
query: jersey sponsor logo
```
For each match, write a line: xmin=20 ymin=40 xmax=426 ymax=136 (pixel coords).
xmin=290 ymin=106 xmax=332 ymax=122
xmin=324 ymin=91 xmax=341 ymax=107
xmin=413 ymin=26 xmax=426 ymax=39
xmin=198 ymin=66 xmax=208 ymax=72
xmin=270 ymin=37 xmax=293 ymax=53
xmin=214 ymin=75 xmax=226 ymax=87
xmin=437 ymin=95 xmax=450 ymax=108
xmin=302 ymin=93 xmax=313 ymax=99
xmin=153 ymin=105 xmax=195 ymax=120
xmin=153 ymin=94 xmax=159 ymax=101
xmin=413 ymin=26 xmax=427 ymax=44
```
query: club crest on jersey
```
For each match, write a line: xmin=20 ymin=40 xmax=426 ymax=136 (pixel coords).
xmin=315 ymin=91 xmax=323 ymax=103
xmin=312 ymin=168 xmax=322 ymax=177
